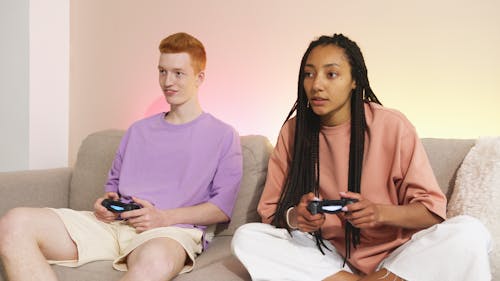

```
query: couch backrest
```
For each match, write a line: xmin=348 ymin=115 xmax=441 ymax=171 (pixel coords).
xmin=421 ymin=138 xmax=474 ymax=199
xmin=69 ymin=130 xmax=124 ymax=210
xmin=216 ymin=135 xmax=273 ymax=236
xmin=69 ymin=131 xmax=475 ymax=234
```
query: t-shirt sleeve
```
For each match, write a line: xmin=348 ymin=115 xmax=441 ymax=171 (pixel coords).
xmin=207 ymin=128 xmax=243 ymax=218
xmin=103 ymin=130 xmax=130 ymax=194
xmin=397 ymin=128 xmax=447 ymax=220
xmin=257 ymin=122 xmax=293 ymax=224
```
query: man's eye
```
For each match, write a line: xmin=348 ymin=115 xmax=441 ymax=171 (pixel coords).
xmin=176 ymin=72 xmax=184 ymax=77
xmin=159 ymin=69 xmax=166 ymax=74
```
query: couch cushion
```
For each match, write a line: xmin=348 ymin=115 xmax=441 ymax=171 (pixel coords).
xmin=421 ymin=138 xmax=474 ymax=199
xmin=173 ymin=256 xmax=250 ymax=281
xmin=69 ymin=130 xmax=124 ymax=210
xmin=53 ymin=262 xmax=124 ymax=281
xmin=174 ymin=236 xmax=250 ymax=281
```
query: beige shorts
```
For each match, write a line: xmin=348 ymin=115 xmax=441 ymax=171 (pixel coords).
xmin=48 ymin=208 xmax=203 ymax=274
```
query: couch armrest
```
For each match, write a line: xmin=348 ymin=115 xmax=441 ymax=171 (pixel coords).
xmin=0 ymin=168 xmax=72 ymax=216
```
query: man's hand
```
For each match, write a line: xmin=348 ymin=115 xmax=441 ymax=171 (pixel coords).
xmin=291 ymin=192 xmax=325 ymax=232
xmin=120 ymin=197 xmax=165 ymax=233
xmin=94 ymin=192 xmax=120 ymax=223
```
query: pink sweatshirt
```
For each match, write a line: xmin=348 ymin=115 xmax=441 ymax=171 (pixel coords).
xmin=258 ymin=102 xmax=447 ymax=274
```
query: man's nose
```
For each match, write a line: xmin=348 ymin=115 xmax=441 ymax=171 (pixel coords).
xmin=161 ymin=73 xmax=174 ymax=86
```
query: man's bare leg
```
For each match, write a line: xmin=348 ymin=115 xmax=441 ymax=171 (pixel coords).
xmin=122 ymin=237 xmax=187 ymax=281
xmin=0 ymin=208 xmax=78 ymax=281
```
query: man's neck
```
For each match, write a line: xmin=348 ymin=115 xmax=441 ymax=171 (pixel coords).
xmin=164 ymin=101 xmax=203 ymax=125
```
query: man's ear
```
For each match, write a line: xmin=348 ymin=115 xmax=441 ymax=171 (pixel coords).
xmin=196 ymin=71 xmax=205 ymax=86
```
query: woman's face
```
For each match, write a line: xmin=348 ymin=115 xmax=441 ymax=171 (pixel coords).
xmin=303 ymin=45 xmax=356 ymax=126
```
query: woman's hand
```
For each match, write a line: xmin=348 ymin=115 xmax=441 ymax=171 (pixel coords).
xmin=339 ymin=191 xmax=442 ymax=229
xmin=94 ymin=192 xmax=120 ymax=223
xmin=290 ymin=192 xmax=326 ymax=232
xmin=339 ymin=191 xmax=385 ymax=229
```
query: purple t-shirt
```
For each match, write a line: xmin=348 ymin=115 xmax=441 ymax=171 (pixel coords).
xmin=104 ymin=112 xmax=243 ymax=230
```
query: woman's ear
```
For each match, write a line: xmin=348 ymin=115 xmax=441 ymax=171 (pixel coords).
xmin=351 ymin=80 xmax=357 ymax=90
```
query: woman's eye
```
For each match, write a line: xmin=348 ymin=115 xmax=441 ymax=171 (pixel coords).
xmin=303 ymin=72 xmax=314 ymax=78
xmin=327 ymin=72 xmax=338 ymax=78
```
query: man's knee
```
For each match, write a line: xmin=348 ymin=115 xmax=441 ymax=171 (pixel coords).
xmin=136 ymin=255 xmax=180 ymax=277
xmin=0 ymin=208 xmax=32 ymax=253
xmin=128 ymin=255 xmax=184 ymax=281
xmin=128 ymin=239 xmax=187 ymax=279
xmin=128 ymin=257 xmax=174 ymax=280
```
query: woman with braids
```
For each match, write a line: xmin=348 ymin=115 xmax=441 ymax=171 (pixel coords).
xmin=231 ymin=34 xmax=491 ymax=281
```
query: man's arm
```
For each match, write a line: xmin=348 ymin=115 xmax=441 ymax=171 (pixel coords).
xmin=204 ymin=128 xmax=243 ymax=220
xmin=120 ymin=199 xmax=228 ymax=233
xmin=161 ymin=202 xmax=229 ymax=225
xmin=104 ymin=131 xmax=131 ymax=193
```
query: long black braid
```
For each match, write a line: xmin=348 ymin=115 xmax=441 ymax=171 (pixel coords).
xmin=270 ymin=34 xmax=381 ymax=262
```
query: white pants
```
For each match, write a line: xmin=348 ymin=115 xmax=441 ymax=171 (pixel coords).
xmin=231 ymin=215 xmax=492 ymax=281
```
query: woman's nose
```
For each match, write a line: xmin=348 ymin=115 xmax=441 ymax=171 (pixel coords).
xmin=312 ymin=75 xmax=324 ymax=91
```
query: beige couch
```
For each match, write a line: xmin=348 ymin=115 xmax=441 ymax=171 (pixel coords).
xmin=0 ymin=130 xmax=490 ymax=280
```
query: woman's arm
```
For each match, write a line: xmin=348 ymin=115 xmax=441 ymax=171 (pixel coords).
xmin=374 ymin=201 xmax=443 ymax=229
xmin=341 ymin=191 xmax=443 ymax=229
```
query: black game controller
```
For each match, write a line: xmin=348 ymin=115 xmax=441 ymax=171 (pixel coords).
xmin=307 ymin=198 xmax=358 ymax=215
xmin=101 ymin=199 xmax=141 ymax=213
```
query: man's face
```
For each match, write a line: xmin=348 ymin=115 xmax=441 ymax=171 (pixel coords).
xmin=158 ymin=52 xmax=204 ymax=106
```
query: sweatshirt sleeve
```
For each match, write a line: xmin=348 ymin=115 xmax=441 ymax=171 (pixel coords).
xmin=258 ymin=121 xmax=294 ymax=224
xmin=397 ymin=127 xmax=447 ymax=220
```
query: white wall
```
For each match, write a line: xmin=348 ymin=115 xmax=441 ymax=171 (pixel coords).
xmin=29 ymin=0 xmax=69 ymax=170
xmin=0 ymin=0 xmax=30 ymax=172
xmin=0 ymin=0 xmax=69 ymax=172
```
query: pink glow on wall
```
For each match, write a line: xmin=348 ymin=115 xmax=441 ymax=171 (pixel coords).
xmin=141 ymin=62 xmax=296 ymax=145
xmin=69 ymin=1 xmax=500 ymax=165
xmin=144 ymin=96 xmax=169 ymax=117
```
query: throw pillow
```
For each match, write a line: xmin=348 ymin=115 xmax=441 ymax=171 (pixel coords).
xmin=447 ymin=136 xmax=500 ymax=279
